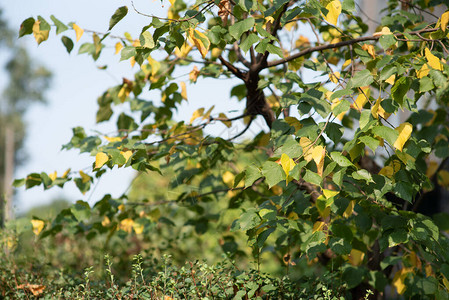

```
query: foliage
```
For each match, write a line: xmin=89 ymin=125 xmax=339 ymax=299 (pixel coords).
xmin=13 ymin=0 xmax=449 ymax=297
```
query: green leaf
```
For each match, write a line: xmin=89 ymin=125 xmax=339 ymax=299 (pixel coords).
xmin=261 ymin=161 xmax=284 ymax=188
xmin=379 ymin=34 xmax=396 ymax=50
xmin=371 ymin=125 xmax=398 ymax=146
xmin=245 ymin=165 xmax=262 ymax=187
xmin=50 ymin=15 xmax=68 ymax=34
xmin=140 ymin=31 xmax=155 ymax=49
xmin=120 ymin=46 xmax=137 ymax=61
xmin=349 ymin=69 xmax=374 ymax=88
xmin=266 ymin=44 xmax=283 ymax=58
xmin=419 ymin=76 xmax=434 ymax=93
xmin=330 ymin=152 xmax=354 ymax=167
xmin=71 ymin=200 xmax=91 ymax=221
xmin=13 ymin=178 xmax=26 ymax=188
xmin=332 ymin=99 xmax=350 ymax=116
xmin=352 ymin=169 xmax=374 ymax=183
xmin=342 ymin=0 xmax=355 ymax=11
xmin=229 ymin=17 xmax=255 ymax=40
xmin=240 ymin=33 xmax=259 ymax=53
xmin=61 ymin=36 xmax=74 ymax=54
xmin=238 ymin=210 xmax=260 ymax=231
xmin=19 ymin=17 xmax=35 ymax=37
xmin=391 ymin=77 xmax=412 ymax=106
xmin=108 ymin=6 xmax=128 ymax=31
xmin=303 ymin=169 xmax=322 ymax=185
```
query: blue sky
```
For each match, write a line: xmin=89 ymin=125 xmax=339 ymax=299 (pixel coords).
xmin=2 ymin=0 xmax=249 ymax=213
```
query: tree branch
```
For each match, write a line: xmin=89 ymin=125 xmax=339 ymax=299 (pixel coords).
xmin=218 ymin=55 xmax=246 ymax=80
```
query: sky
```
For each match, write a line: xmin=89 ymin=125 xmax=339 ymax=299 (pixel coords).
xmin=1 ymin=0 xmax=252 ymax=213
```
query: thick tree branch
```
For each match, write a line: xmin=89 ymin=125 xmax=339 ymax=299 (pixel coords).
xmin=218 ymin=55 xmax=246 ymax=80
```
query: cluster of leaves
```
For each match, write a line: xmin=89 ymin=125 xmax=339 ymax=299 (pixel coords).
xmin=13 ymin=0 xmax=449 ymax=297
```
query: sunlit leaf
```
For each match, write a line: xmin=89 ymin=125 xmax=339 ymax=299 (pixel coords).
xmin=72 ymin=23 xmax=84 ymax=42
xmin=32 ymin=19 xmax=49 ymax=45
xmin=393 ymin=122 xmax=412 ymax=151
xmin=31 ymin=219 xmax=45 ymax=235
xmin=425 ymin=47 xmax=443 ymax=71
xmin=95 ymin=152 xmax=109 ymax=169
xmin=190 ymin=108 xmax=204 ymax=124
xmin=441 ymin=11 xmax=449 ymax=31
xmin=180 ymin=81 xmax=188 ymax=100
xmin=312 ymin=145 xmax=325 ymax=176
xmin=323 ymin=0 xmax=342 ymax=25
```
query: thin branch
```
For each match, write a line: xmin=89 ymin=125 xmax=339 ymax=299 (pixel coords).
xmin=398 ymin=0 xmax=439 ymax=19
xmin=227 ymin=117 xmax=254 ymax=141
xmin=233 ymin=42 xmax=251 ymax=68
xmin=218 ymin=55 xmax=246 ymax=79
xmin=266 ymin=27 xmax=447 ymax=68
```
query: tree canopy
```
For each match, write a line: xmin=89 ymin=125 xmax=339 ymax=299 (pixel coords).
xmin=15 ymin=0 xmax=449 ymax=297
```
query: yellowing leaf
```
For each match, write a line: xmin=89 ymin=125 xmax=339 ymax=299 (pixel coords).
xmin=79 ymin=171 xmax=92 ymax=183
xmin=343 ymin=200 xmax=355 ymax=218
xmin=329 ymin=71 xmax=340 ymax=84
xmin=348 ymin=249 xmax=365 ymax=266
xmin=284 ymin=116 xmax=302 ymax=131
xmin=180 ymin=81 xmax=188 ymax=100
xmin=187 ymin=28 xmax=210 ymax=58
xmin=362 ymin=44 xmax=376 ymax=59
xmin=295 ymin=35 xmax=310 ymax=48
xmin=222 ymin=171 xmax=235 ymax=187
xmin=352 ymin=87 xmax=370 ymax=112
xmin=120 ymin=150 xmax=133 ymax=163
xmin=118 ymin=204 xmax=125 ymax=211
xmin=441 ymin=11 xmax=449 ymax=31
xmin=426 ymin=161 xmax=439 ymax=178
xmin=385 ymin=74 xmax=396 ymax=85
xmin=147 ymin=56 xmax=161 ymax=77
xmin=175 ymin=42 xmax=193 ymax=58
xmin=438 ymin=170 xmax=449 ymax=187
xmin=323 ymin=0 xmax=342 ymax=25
xmin=133 ymin=222 xmax=144 ymax=234
xmin=417 ymin=63 xmax=430 ymax=78
xmin=300 ymin=137 xmax=314 ymax=162
xmin=394 ymin=122 xmax=413 ymax=151
xmin=190 ymin=108 xmax=204 ymax=124
xmin=392 ymin=268 xmax=414 ymax=295
xmin=105 ymin=136 xmax=122 ymax=143
xmin=119 ymin=218 xmax=134 ymax=233
xmin=189 ymin=66 xmax=200 ymax=83
xmin=373 ymin=26 xmax=392 ymax=37
xmin=312 ymin=146 xmax=325 ymax=177
xmin=313 ymin=221 xmax=325 ymax=232
xmin=342 ymin=59 xmax=351 ymax=69
xmin=202 ymin=105 xmax=215 ymax=120
xmin=425 ymin=47 xmax=443 ymax=71
xmin=102 ymin=216 xmax=110 ymax=227
xmin=62 ymin=168 xmax=71 ymax=178
xmin=49 ymin=171 xmax=57 ymax=181
xmin=379 ymin=166 xmax=394 ymax=178
xmin=95 ymin=152 xmax=109 ymax=169
xmin=32 ymin=20 xmax=49 ymax=45
xmin=218 ymin=113 xmax=231 ymax=128
xmin=72 ymin=23 xmax=84 ymax=42
xmin=323 ymin=189 xmax=338 ymax=198
xmin=118 ymin=85 xmax=130 ymax=103
xmin=115 ymin=42 xmax=123 ymax=54
xmin=31 ymin=219 xmax=45 ymax=235
xmin=280 ymin=153 xmax=296 ymax=178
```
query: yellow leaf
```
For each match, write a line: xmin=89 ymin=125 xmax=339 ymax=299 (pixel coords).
xmin=379 ymin=166 xmax=394 ymax=178
xmin=373 ymin=26 xmax=392 ymax=37
xmin=130 ymin=56 xmax=136 ymax=67
xmin=189 ymin=66 xmax=200 ymax=83
xmin=385 ymin=74 xmax=396 ymax=85
xmin=362 ymin=44 xmax=376 ymax=59
xmin=280 ymin=153 xmax=296 ymax=178
xmin=49 ymin=171 xmax=57 ymax=181
xmin=284 ymin=116 xmax=302 ymax=131
xmin=426 ymin=161 xmax=439 ymax=178
xmin=218 ymin=113 xmax=232 ymax=128
xmin=271 ymin=185 xmax=283 ymax=195
xmin=95 ymin=152 xmax=109 ymax=169
xmin=300 ymin=137 xmax=314 ymax=162
xmin=202 ymin=105 xmax=215 ymax=120
xmin=120 ymin=150 xmax=133 ymax=163
xmin=394 ymin=122 xmax=412 ymax=151
xmin=72 ymin=23 xmax=84 ymax=42
xmin=295 ymin=35 xmax=310 ymax=48
xmin=147 ymin=56 xmax=161 ymax=77
xmin=312 ymin=146 xmax=325 ymax=177
xmin=323 ymin=0 xmax=342 ymax=25
xmin=352 ymin=87 xmax=370 ymax=112
xmin=32 ymin=20 xmax=49 ymax=45
xmin=441 ymin=11 xmax=449 ymax=31
xmin=313 ymin=221 xmax=325 ymax=232
xmin=343 ymin=200 xmax=355 ymax=218
xmin=425 ymin=47 xmax=443 ymax=71
xmin=331 ymin=98 xmax=348 ymax=120
xmin=115 ymin=42 xmax=123 ymax=55
xmin=222 ymin=171 xmax=235 ymax=187
xmin=342 ymin=59 xmax=351 ymax=69
xmin=187 ymin=28 xmax=210 ymax=58
xmin=62 ymin=168 xmax=71 ymax=178
xmin=79 ymin=171 xmax=91 ymax=183
xmin=118 ymin=204 xmax=125 ymax=211
xmin=105 ymin=136 xmax=122 ymax=143
xmin=175 ymin=42 xmax=193 ymax=58
xmin=31 ymin=219 xmax=45 ymax=235
xmin=118 ymin=85 xmax=130 ymax=103
xmin=323 ymin=189 xmax=338 ymax=198
xmin=133 ymin=222 xmax=144 ymax=234
xmin=417 ymin=63 xmax=430 ymax=78
xmin=348 ymin=249 xmax=365 ymax=266
xmin=438 ymin=170 xmax=449 ymax=187
xmin=119 ymin=218 xmax=134 ymax=233
xmin=392 ymin=268 xmax=413 ymax=295
xmin=329 ymin=71 xmax=340 ymax=83
xmin=190 ymin=108 xmax=204 ymax=124
xmin=180 ymin=81 xmax=188 ymax=100
xmin=102 ymin=216 xmax=110 ymax=227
